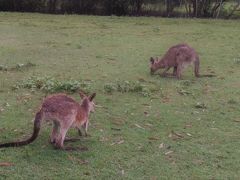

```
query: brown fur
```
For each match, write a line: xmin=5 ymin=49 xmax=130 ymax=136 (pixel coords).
xmin=0 ymin=92 xmax=96 ymax=149
xmin=150 ymin=43 xmax=200 ymax=79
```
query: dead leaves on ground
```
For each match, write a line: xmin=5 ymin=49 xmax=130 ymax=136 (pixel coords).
xmin=111 ymin=117 xmax=125 ymax=126
xmin=133 ymin=122 xmax=155 ymax=130
xmin=148 ymin=136 xmax=160 ymax=141
xmin=134 ymin=123 xmax=145 ymax=130
xmin=169 ymin=130 xmax=193 ymax=141
xmin=184 ymin=123 xmax=192 ymax=129
xmin=233 ymin=119 xmax=240 ymax=123
xmin=195 ymin=102 xmax=207 ymax=109
xmin=157 ymin=142 xmax=176 ymax=164
xmin=164 ymin=151 xmax=174 ymax=155
xmin=169 ymin=130 xmax=184 ymax=140
xmin=67 ymin=155 xmax=88 ymax=165
xmin=110 ymin=139 xmax=124 ymax=146
xmin=16 ymin=93 xmax=32 ymax=104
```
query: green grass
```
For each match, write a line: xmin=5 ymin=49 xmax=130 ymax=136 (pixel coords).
xmin=0 ymin=12 xmax=240 ymax=179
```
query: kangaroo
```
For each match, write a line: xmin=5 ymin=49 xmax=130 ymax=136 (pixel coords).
xmin=149 ymin=43 xmax=200 ymax=79
xmin=0 ymin=92 xmax=96 ymax=150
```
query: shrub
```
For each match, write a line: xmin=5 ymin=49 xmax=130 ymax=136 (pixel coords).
xmin=13 ymin=76 xmax=92 ymax=93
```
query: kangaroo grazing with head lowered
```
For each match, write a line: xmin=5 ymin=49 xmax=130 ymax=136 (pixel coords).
xmin=0 ymin=92 xmax=96 ymax=150
xmin=150 ymin=43 xmax=200 ymax=79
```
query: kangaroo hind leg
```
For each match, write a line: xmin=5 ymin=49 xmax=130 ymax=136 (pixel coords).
xmin=54 ymin=127 xmax=68 ymax=149
xmin=50 ymin=121 xmax=59 ymax=144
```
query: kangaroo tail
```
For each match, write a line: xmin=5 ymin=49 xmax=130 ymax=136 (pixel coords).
xmin=0 ymin=111 xmax=42 ymax=148
xmin=194 ymin=56 xmax=200 ymax=77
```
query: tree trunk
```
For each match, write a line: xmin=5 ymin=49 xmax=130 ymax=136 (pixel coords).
xmin=216 ymin=0 xmax=223 ymax=18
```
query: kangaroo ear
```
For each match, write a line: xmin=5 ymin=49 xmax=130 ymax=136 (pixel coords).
xmin=89 ymin=93 xmax=96 ymax=101
xmin=79 ymin=91 xmax=86 ymax=99
xmin=150 ymin=57 xmax=155 ymax=64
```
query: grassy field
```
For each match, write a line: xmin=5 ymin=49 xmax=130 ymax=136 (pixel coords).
xmin=0 ymin=12 xmax=240 ymax=179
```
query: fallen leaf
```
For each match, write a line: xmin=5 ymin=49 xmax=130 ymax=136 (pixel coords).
xmin=159 ymin=143 xmax=164 ymax=149
xmin=195 ymin=102 xmax=207 ymax=109
xmin=111 ymin=140 xmax=124 ymax=146
xmin=145 ymin=123 xmax=153 ymax=127
xmin=178 ymin=89 xmax=191 ymax=96
xmin=184 ymin=124 xmax=192 ymax=129
xmin=94 ymin=105 xmax=104 ymax=108
xmin=134 ymin=124 xmax=145 ymax=130
xmin=68 ymin=155 xmax=89 ymax=164
xmin=111 ymin=127 xmax=121 ymax=131
xmin=77 ymin=159 xmax=89 ymax=164
xmin=169 ymin=130 xmax=184 ymax=140
xmin=117 ymin=140 xmax=124 ymax=144
xmin=0 ymin=162 xmax=14 ymax=167
xmin=171 ymin=130 xmax=184 ymax=138
xmin=111 ymin=118 xmax=125 ymax=126
xmin=142 ymin=103 xmax=151 ymax=107
xmin=162 ymin=96 xmax=171 ymax=103
xmin=165 ymin=151 xmax=173 ymax=155
xmin=148 ymin=137 xmax=160 ymax=141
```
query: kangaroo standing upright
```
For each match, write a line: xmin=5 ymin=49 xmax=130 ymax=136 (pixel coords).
xmin=149 ymin=43 xmax=200 ymax=79
xmin=0 ymin=92 xmax=96 ymax=150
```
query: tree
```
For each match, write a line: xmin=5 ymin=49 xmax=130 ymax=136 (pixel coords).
xmin=166 ymin=0 xmax=180 ymax=17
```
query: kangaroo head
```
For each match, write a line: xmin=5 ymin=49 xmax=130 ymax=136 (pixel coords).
xmin=79 ymin=91 xmax=96 ymax=113
xmin=150 ymin=57 xmax=159 ymax=75
xmin=150 ymin=57 xmax=165 ymax=74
